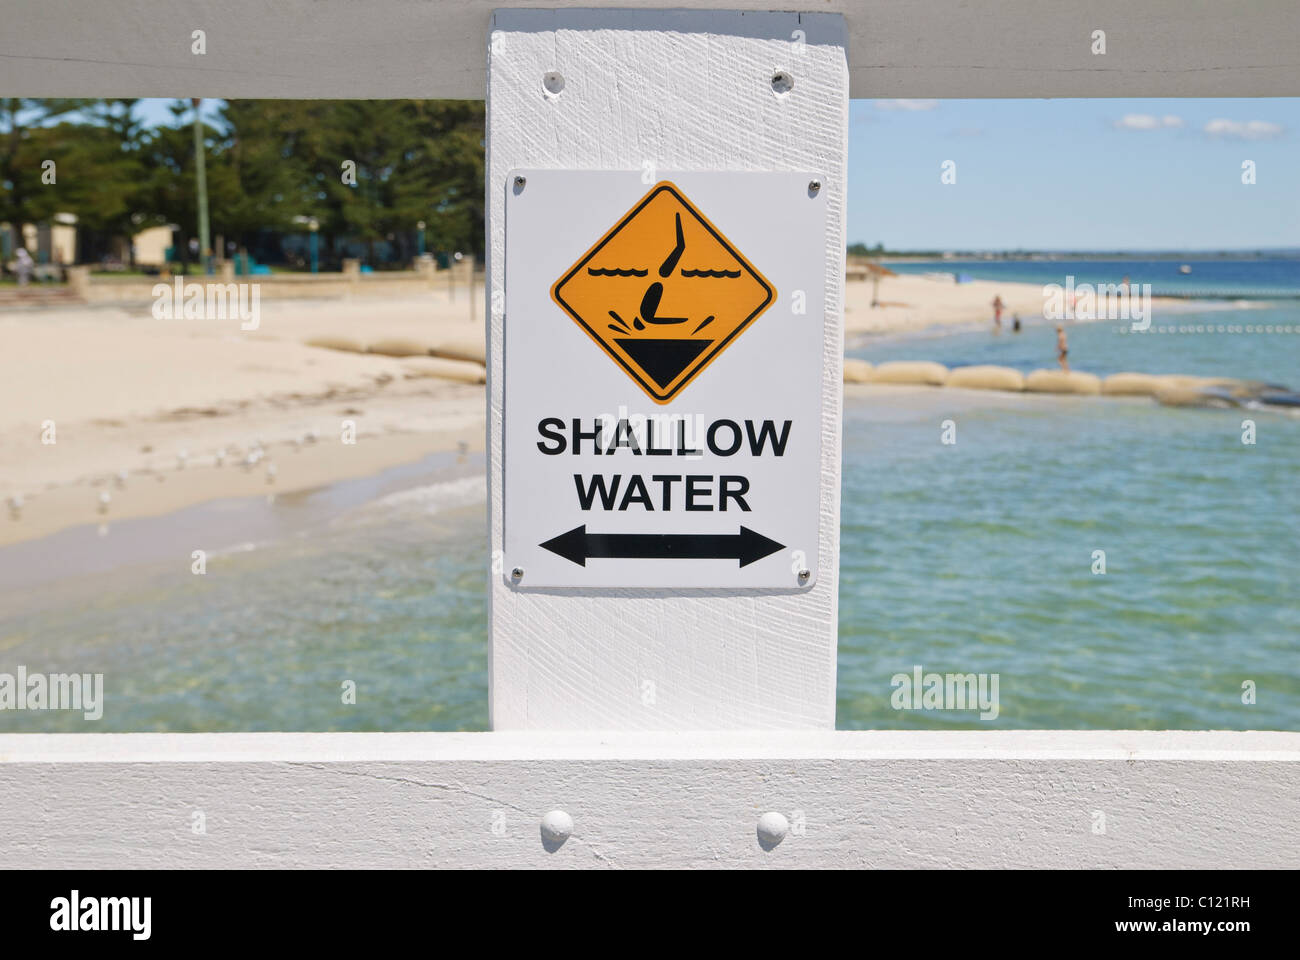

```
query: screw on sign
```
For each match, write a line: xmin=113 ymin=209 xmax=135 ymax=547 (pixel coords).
xmin=551 ymin=181 xmax=775 ymax=404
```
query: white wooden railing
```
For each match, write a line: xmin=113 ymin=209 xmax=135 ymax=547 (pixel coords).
xmin=2 ymin=731 xmax=1295 ymax=867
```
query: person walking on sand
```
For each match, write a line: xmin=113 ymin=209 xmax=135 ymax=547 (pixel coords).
xmin=991 ymin=294 xmax=1004 ymax=332
xmin=1056 ymin=324 xmax=1070 ymax=372
xmin=14 ymin=247 xmax=34 ymax=287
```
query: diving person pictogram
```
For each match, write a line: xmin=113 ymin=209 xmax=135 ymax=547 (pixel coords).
xmin=551 ymin=181 xmax=775 ymax=403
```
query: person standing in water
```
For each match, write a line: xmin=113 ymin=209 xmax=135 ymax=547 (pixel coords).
xmin=991 ymin=294 xmax=1005 ymax=332
xmin=1056 ymin=324 xmax=1070 ymax=372
xmin=1012 ymin=314 xmax=1022 ymax=333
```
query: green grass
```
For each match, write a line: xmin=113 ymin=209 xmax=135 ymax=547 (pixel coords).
xmin=0 ymin=277 xmax=68 ymax=287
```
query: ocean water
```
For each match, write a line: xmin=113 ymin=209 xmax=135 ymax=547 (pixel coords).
xmin=0 ymin=458 xmax=492 ymax=732
xmin=1 ymin=295 xmax=1297 ymax=732
xmin=838 ymin=387 xmax=1299 ymax=729
xmin=841 ymin=293 xmax=1299 ymax=729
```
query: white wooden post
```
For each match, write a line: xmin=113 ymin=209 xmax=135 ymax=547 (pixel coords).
xmin=486 ymin=9 xmax=848 ymax=729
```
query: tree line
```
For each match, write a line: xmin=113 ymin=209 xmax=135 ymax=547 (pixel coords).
xmin=0 ymin=98 xmax=485 ymax=268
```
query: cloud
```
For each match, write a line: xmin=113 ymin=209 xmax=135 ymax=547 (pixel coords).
xmin=874 ymin=99 xmax=939 ymax=111
xmin=1114 ymin=113 xmax=1183 ymax=130
xmin=1203 ymin=118 xmax=1284 ymax=140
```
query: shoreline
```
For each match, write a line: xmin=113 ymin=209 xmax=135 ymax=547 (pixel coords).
xmin=0 ymin=418 xmax=484 ymax=549
xmin=845 ymin=273 xmax=1044 ymax=335
xmin=844 ymin=271 xmax=1209 ymax=337
xmin=0 ymin=383 xmax=1144 ymax=573
xmin=0 ymin=449 xmax=487 ymax=597
xmin=0 ymin=276 xmax=1272 ymax=550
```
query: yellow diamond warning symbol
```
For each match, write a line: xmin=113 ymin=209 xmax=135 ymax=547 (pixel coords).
xmin=551 ymin=181 xmax=775 ymax=404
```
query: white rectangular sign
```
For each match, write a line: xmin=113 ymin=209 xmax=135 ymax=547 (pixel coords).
xmin=504 ymin=170 xmax=825 ymax=589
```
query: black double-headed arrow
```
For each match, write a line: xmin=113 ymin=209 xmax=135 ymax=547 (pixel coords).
xmin=540 ymin=525 xmax=784 ymax=568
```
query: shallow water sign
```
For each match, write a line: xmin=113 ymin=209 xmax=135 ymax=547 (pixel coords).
xmin=504 ymin=171 xmax=826 ymax=588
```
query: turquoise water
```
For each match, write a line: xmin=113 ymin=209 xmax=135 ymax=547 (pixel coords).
xmin=1 ymin=301 xmax=1297 ymax=732
xmin=0 ymin=462 xmax=491 ymax=732
xmin=841 ymin=299 xmax=1300 ymax=729
xmin=838 ymin=388 xmax=1299 ymax=729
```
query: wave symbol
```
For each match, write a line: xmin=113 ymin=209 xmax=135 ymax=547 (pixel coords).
xmin=680 ymin=268 xmax=741 ymax=278
xmin=588 ymin=267 xmax=648 ymax=277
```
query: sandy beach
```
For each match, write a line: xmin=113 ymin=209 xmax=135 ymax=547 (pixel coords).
xmin=0 ymin=272 xmax=1043 ymax=547
xmin=0 ymin=290 xmax=488 ymax=546
xmin=845 ymin=270 xmax=1049 ymax=335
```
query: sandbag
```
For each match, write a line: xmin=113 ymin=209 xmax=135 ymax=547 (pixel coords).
xmin=1207 ymin=378 xmax=1277 ymax=400
xmin=1024 ymin=369 xmax=1102 ymax=395
xmin=1160 ymin=375 xmax=1262 ymax=396
xmin=401 ymin=357 xmax=487 ymax=384
xmin=870 ymin=360 xmax=949 ymax=386
xmin=843 ymin=359 xmax=874 ymax=383
xmin=304 ymin=335 xmax=367 ymax=354
xmin=944 ymin=365 xmax=1025 ymax=392
xmin=368 ymin=338 xmax=432 ymax=358
xmin=429 ymin=335 xmax=487 ymax=364
xmin=1102 ymin=372 xmax=1169 ymax=397
xmin=1154 ymin=385 xmax=1239 ymax=409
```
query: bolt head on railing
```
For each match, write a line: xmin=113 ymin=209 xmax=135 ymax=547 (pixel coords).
xmin=756 ymin=811 xmax=789 ymax=850
xmin=540 ymin=809 xmax=573 ymax=851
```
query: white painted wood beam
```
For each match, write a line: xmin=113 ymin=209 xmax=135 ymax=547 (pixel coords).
xmin=2 ymin=732 xmax=1295 ymax=868
xmin=2 ymin=1 xmax=1297 ymax=99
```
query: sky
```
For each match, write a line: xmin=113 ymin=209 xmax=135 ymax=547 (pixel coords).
xmin=847 ymin=98 xmax=1300 ymax=252
xmin=42 ymin=97 xmax=1300 ymax=253
xmin=128 ymin=98 xmax=224 ymax=129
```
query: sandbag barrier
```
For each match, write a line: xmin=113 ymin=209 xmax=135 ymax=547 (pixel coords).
xmin=304 ymin=332 xmax=1297 ymax=406
xmin=843 ymin=362 xmax=1300 ymax=409
xmin=303 ymin=334 xmax=488 ymax=383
